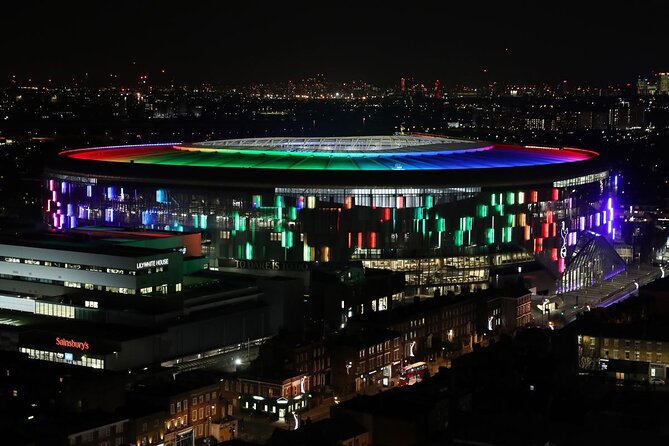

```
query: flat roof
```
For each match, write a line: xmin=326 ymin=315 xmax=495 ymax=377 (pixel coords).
xmin=0 ymin=309 xmax=155 ymax=343
xmin=0 ymin=232 xmax=176 ymax=259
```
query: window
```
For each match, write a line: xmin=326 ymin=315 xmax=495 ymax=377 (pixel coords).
xmin=99 ymin=426 xmax=110 ymax=438
xmin=211 ymin=405 xmax=216 ymax=415
xmin=199 ymin=395 xmax=204 ymax=403
xmin=199 ymin=408 xmax=204 ymax=419
xmin=625 ymin=351 xmax=630 ymax=360
xmin=170 ymin=404 xmax=175 ymax=415
xmin=192 ymin=397 xmax=197 ymax=406
xmin=192 ymin=410 xmax=197 ymax=421
xmin=176 ymin=402 xmax=181 ymax=412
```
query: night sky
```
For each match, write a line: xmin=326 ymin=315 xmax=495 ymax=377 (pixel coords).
xmin=2 ymin=0 xmax=668 ymax=86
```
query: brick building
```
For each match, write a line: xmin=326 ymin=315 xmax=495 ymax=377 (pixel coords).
xmin=330 ymin=328 xmax=402 ymax=394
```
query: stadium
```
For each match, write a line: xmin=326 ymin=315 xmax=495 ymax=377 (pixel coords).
xmin=45 ymin=134 xmax=621 ymax=296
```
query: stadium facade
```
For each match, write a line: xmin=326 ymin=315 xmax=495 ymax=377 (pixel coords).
xmin=45 ymin=134 xmax=620 ymax=295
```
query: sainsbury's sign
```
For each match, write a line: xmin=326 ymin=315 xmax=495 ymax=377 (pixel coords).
xmin=55 ymin=337 xmax=89 ymax=351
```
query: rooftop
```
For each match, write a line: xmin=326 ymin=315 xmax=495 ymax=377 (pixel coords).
xmin=0 ymin=231 xmax=177 ymax=259
xmin=333 ymin=328 xmax=401 ymax=349
xmin=60 ymin=137 xmax=597 ymax=172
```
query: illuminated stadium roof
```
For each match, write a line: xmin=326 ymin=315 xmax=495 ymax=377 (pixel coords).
xmin=61 ymin=135 xmax=597 ymax=172
xmin=192 ymin=135 xmax=474 ymax=152
xmin=50 ymin=135 xmax=606 ymax=189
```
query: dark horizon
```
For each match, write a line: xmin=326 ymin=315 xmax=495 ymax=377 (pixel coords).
xmin=3 ymin=1 xmax=669 ymax=87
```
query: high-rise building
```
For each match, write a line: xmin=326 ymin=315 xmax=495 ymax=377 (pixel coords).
xmin=637 ymin=78 xmax=651 ymax=96
xmin=608 ymin=102 xmax=645 ymax=130
xmin=658 ymin=72 xmax=669 ymax=94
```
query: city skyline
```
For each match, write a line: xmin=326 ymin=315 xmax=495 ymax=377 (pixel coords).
xmin=3 ymin=1 xmax=669 ymax=86
xmin=3 ymin=3 xmax=669 ymax=445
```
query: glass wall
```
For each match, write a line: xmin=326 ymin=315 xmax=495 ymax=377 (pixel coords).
xmin=46 ymin=172 xmax=614 ymax=291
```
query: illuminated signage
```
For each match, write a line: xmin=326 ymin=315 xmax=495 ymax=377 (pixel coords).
xmin=560 ymin=221 xmax=568 ymax=259
xmin=55 ymin=337 xmax=89 ymax=351
xmin=136 ymin=258 xmax=169 ymax=270
xmin=224 ymin=259 xmax=310 ymax=271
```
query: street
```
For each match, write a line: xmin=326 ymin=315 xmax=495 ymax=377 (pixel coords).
xmin=533 ymin=263 xmax=662 ymax=327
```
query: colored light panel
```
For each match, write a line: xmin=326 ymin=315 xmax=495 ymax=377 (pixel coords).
xmin=61 ymin=141 xmax=598 ymax=172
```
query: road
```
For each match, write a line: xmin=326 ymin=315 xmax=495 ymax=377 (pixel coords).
xmin=533 ymin=263 xmax=662 ymax=327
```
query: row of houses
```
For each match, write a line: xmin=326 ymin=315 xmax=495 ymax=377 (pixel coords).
xmin=68 ymin=285 xmax=533 ymax=446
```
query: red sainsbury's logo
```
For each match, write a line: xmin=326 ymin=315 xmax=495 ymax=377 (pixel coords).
xmin=55 ymin=337 xmax=90 ymax=351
